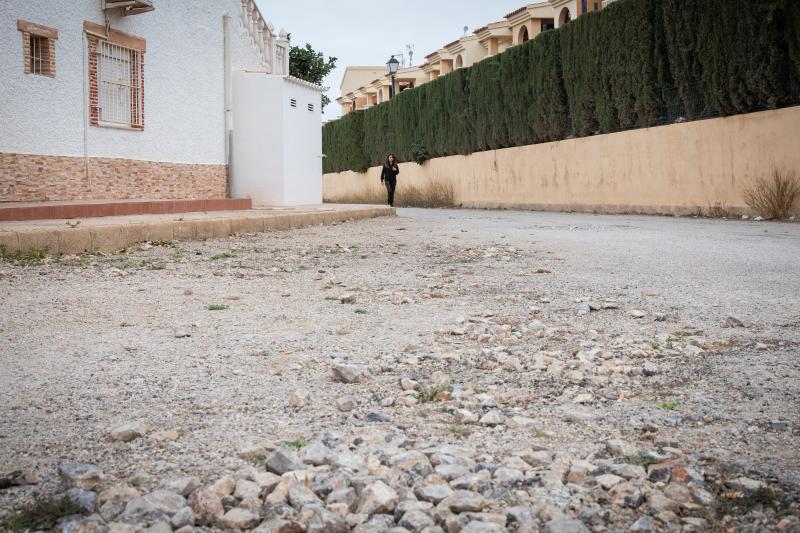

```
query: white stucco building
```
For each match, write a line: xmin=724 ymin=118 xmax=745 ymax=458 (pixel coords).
xmin=0 ymin=0 xmax=323 ymax=205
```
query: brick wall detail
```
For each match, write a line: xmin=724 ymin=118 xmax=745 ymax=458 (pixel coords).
xmin=0 ymin=153 xmax=227 ymax=201
xmin=88 ymin=36 xmax=99 ymax=126
xmin=21 ymin=30 xmax=31 ymax=74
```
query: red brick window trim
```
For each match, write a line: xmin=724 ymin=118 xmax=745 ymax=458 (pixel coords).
xmin=17 ymin=20 xmax=58 ymax=78
xmin=84 ymin=21 xmax=145 ymax=131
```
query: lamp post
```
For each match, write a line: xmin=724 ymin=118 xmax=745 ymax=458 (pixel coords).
xmin=386 ymin=55 xmax=400 ymax=99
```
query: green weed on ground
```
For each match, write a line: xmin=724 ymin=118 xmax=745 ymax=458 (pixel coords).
xmin=622 ymin=451 xmax=660 ymax=467
xmin=210 ymin=251 xmax=236 ymax=261
xmin=6 ymin=495 xmax=85 ymax=532
xmin=659 ymin=400 xmax=681 ymax=411
xmin=417 ymin=385 xmax=453 ymax=403
xmin=0 ymin=245 xmax=49 ymax=265
xmin=206 ymin=304 xmax=229 ymax=311
xmin=285 ymin=438 xmax=310 ymax=450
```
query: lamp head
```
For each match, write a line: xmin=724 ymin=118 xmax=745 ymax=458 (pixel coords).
xmin=387 ymin=55 xmax=400 ymax=75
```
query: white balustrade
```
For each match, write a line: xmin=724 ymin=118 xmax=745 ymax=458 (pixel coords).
xmin=238 ymin=0 xmax=288 ymax=74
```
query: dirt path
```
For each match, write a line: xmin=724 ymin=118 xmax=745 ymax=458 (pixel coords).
xmin=1 ymin=209 xmax=798 ymax=532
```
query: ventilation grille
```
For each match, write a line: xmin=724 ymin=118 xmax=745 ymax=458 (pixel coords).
xmin=290 ymin=98 xmax=297 ymax=108
xmin=307 ymin=103 xmax=314 ymax=112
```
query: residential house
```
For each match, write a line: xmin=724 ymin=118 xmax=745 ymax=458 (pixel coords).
xmin=338 ymin=66 xmax=426 ymax=114
xmin=444 ymin=34 xmax=485 ymax=70
xmin=505 ymin=2 xmax=556 ymax=45
xmin=338 ymin=66 xmax=385 ymax=114
xmin=551 ymin=0 xmax=603 ymax=27
xmin=1 ymin=0 xmax=320 ymax=205
xmin=336 ymin=0 xmax=603 ymax=116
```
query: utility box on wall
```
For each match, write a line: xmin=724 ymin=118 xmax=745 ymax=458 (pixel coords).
xmin=231 ymin=72 xmax=323 ymax=205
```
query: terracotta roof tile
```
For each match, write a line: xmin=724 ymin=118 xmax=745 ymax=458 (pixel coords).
xmin=505 ymin=5 xmax=527 ymax=18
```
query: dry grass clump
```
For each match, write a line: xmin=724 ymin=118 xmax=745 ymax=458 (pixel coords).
xmin=743 ymin=169 xmax=800 ymax=220
xmin=398 ymin=181 xmax=454 ymax=208
xmin=326 ymin=180 xmax=455 ymax=208
xmin=326 ymin=187 xmax=385 ymax=205
xmin=704 ymin=201 xmax=731 ymax=219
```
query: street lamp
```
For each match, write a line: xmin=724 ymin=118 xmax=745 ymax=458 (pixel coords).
xmin=386 ymin=55 xmax=400 ymax=99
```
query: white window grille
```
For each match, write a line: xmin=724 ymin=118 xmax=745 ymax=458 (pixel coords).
xmin=97 ymin=41 xmax=144 ymax=128
xmin=29 ymin=35 xmax=48 ymax=75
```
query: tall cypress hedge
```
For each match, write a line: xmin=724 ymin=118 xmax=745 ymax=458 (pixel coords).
xmin=528 ymin=30 xmax=570 ymax=143
xmin=788 ymin=0 xmax=800 ymax=91
xmin=662 ymin=0 xmax=792 ymax=116
xmin=323 ymin=0 xmax=800 ymax=174
xmin=322 ymin=110 xmax=369 ymax=173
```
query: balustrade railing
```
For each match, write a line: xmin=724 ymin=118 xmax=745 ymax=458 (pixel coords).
xmin=239 ymin=0 xmax=289 ymax=75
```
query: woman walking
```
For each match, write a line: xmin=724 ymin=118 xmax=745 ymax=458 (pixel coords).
xmin=380 ymin=154 xmax=400 ymax=207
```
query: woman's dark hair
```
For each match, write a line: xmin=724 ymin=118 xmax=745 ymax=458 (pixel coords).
xmin=386 ymin=154 xmax=397 ymax=166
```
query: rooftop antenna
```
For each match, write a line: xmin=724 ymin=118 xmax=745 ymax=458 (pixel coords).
xmin=405 ymin=44 xmax=414 ymax=67
xmin=463 ymin=26 xmax=469 ymax=36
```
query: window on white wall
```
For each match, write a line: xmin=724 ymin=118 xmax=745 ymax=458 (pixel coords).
xmin=85 ymin=21 xmax=145 ymax=129
xmin=97 ymin=41 xmax=144 ymax=128
xmin=18 ymin=19 xmax=58 ymax=78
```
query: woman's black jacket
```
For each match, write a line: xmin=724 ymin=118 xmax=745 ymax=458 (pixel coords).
xmin=381 ymin=164 xmax=400 ymax=182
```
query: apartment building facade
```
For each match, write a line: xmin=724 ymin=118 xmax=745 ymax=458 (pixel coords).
xmin=337 ymin=0 xmax=603 ymax=116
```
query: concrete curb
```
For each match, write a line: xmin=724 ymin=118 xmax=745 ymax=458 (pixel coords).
xmin=0 ymin=206 xmax=395 ymax=255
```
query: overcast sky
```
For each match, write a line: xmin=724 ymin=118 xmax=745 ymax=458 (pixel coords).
xmin=261 ymin=0 xmax=529 ymax=120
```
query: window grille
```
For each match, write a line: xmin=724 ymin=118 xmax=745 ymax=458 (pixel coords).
xmin=290 ymin=98 xmax=297 ymax=108
xmin=97 ymin=41 xmax=144 ymax=128
xmin=29 ymin=35 xmax=49 ymax=75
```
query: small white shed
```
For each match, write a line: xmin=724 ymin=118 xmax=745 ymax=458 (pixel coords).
xmin=231 ymin=71 xmax=323 ymax=205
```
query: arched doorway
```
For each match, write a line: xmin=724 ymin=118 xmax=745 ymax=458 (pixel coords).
xmin=455 ymin=55 xmax=463 ymax=69
xmin=519 ymin=25 xmax=529 ymax=44
xmin=558 ymin=7 xmax=572 ymax=27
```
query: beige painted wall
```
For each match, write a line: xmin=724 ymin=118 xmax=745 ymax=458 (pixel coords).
xmin=323 ymin=107 xmax=800 ymax=215
xmin=339 ymin=67 xmax=385 ymax=97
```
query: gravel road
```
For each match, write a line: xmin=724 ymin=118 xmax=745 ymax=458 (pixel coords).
xmin=1 ymin=208 xmax=798 ymax=532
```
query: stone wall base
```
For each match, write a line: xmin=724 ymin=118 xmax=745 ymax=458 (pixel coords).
xmin=1 ymin=153 xmax=227 ymax=201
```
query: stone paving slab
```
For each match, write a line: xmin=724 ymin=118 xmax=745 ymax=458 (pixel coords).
xmin=0 ymin=204 xmax=394 ymax=255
